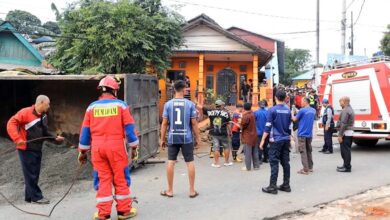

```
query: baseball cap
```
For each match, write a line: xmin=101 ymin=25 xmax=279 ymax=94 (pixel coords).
xmin=215 ymin=100 xmax=225 ymax=106
xmin=322 ymin=99 xmax=329 ymax=104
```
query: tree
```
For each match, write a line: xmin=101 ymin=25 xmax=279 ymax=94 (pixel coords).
xmin=43 ymin=21 xmax=61 ymax=34
xmin=380 ymin=24 xmax=390 ymax=56
xmin=51 ymin=3 xmax=61 ymax=21
xmin=282 ymin=47 xmax=312 ymax=85
xmin=6 ymin=10 xmax=42 ymax=34
xmin=51 ymin=0 xmax=184 ymax=74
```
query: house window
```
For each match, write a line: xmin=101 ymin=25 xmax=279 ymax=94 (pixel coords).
xmin=206 ymin=75 xmax=214 ymax=91
xmin=207 ymin=65 xmax=214 ymax=72
xmin=179 ymin=61 xmax=186 ymax=69
xmin=239 ymin=65 xmax=247 ymax=72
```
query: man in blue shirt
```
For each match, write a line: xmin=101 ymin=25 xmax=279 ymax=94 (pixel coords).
xmin=259 ymin=90 xmax=292 ymax=194
xmin=254 ymin=100 xmax=269 ymax=163
xmin=292 ymin=97 xmax=316 ymax=175
xmin=160 ymin=80 xmax=200 ymax=198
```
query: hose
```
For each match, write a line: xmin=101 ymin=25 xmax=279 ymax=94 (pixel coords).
xmin=0 ymin=136 xmax=138 ymax=218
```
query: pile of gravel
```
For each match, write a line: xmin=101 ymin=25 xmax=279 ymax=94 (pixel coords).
xmin=0 ymin=137 xmax=93 ymax=204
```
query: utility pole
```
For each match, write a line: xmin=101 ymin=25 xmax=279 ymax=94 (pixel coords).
xmin=316 ymin=0 xmax=320 ymax=65
xmin=341 ymin=0 xmax=346 ymax=55
xmin=350 ymin=11 xmax=354 ymax=55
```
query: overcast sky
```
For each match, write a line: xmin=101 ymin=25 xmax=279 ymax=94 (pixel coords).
xmin=1 ymin=0 xmax=389 ymax=64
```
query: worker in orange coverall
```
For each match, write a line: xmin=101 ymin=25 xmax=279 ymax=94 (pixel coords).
xmin=78 ymin=75 xmax=139 ymax=220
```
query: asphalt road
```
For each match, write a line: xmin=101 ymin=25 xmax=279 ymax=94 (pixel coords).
xmin=1 ymin=137 xmax=390 ymax=220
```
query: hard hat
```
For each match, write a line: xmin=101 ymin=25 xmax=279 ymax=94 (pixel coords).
xmin=322 ymin=99 xmax=329 ymax=104
xmin=98 ymin=75 xmax=120 ymax=90
xmin=215 ymin=100 xmax=225 ymax=106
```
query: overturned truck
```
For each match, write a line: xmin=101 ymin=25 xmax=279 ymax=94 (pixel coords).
xmin=0 ymin=73 xmax=159 ymax=167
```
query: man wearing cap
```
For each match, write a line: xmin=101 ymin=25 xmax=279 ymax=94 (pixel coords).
xmin=319 ymin=99 xmax=335 ymax=154
xmin=201 ymin=100 xmax=233 ymax=168
xmin=259 ymin=90 xmax=292 ymax=194
xmin=254 ymin=100 xmax=269 ymax=163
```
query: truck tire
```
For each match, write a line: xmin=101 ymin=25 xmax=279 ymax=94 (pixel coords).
xmin=353 ymin=139 xmax=379 ymax=147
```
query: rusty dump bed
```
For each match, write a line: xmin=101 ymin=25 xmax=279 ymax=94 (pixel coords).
xmin=0 ymin=73 xmax=159 ymax=166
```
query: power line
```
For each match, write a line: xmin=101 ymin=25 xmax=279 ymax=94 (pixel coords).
xmin=166 ymin=0 xmax=338 ymax=23
xmin=346 ymin=0 xmax=357 ymax=9
xmin=353 ymin=0 xmax=366 ymax=25
xmin=166 ymin=0 xmax=386 ymax=29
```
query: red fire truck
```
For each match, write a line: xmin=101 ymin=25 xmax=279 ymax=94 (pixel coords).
xmin=318 ymin=56 xmax=390 ymax=146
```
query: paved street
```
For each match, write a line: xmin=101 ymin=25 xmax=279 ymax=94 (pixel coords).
xmin=1 ymin=136 xmax=390 ymax=220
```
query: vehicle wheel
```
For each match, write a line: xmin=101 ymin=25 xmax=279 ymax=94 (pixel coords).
xmin=353 ymin=139 xmax=379 ymax=147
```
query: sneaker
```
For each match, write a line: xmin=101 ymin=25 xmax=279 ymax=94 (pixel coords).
xmin=93 ymin=212 xmax=111 ymax=220
xmin=241 ymin=167 xmax=250 ymax=171
xmin=224 ymin=162 xmax=233 ymax=166
xmin=32 ymin=197 xmax=50 ymax=205
xmin=211 ymin=163 xmax=221 ymax=168
xmin=118 ymin=208 xmax=137 ymax=219
xmin=235 ymin=157 xmax=243 ymax=163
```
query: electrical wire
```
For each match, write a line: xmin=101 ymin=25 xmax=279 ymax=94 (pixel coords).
xmin=166 ymin=0 xmax=387 ymax=29
xmin=353 ymin=0 xmax=366 ymax=26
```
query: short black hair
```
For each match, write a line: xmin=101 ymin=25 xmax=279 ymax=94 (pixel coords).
xmin=243 ymin=102 xmax=252 ymax=110
xmin=303 ymin=97 xmax=310 ymax=104
xmin=174 ymin=80 xmax=186 ymax=92
xmin=275 ymin=90 xmax=287 ymax=101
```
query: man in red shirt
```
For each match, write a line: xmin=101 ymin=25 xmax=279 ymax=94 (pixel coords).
xmin=295 ymin=91 xmax=303 ymax=109
xmin=7 ymin=95 xmax=64 ymax=204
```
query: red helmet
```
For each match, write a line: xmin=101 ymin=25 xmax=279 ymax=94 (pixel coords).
xmin=98 ymin=75 xmax=120 ymax=90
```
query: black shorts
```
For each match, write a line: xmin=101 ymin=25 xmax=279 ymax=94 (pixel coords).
xmin=168 ymin=143 xmax=194 ymax=162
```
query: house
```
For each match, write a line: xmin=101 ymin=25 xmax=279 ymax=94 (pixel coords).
xmin=159 ymin=14 xmax=278 ymax=109
xmin=0 ymin=21 xmax=52 ymax=73
xmin=227 ymin=27 xmax=285 ymax=85
xmin=292 ymin=70 xmax=314 ymax=88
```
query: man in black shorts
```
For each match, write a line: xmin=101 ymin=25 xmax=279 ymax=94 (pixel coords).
xmin=160 ymin=80 xmax=200 ymax=198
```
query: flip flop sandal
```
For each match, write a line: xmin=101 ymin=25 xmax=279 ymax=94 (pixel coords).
xmin=297 ymin=169 xmax=309 ymax=175
xmin=160 ymin=190 xmax=173 ymax=198
xmin=189 ymin=191 xmax=199 ymax=198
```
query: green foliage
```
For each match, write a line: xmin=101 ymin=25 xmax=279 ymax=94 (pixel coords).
xmin=42 ymin=21 xmax=61 ymax=34
xmin=205 ymin=89 xmax=226 ymax=105
xmin=6 ymin=10 xmax=42 ymax=34
xmin=282 ymin=47 xmax=312 ymax=85
xmin=50 ymin=0 xmax=184 ymax=74
xmin=380 ymin=24 xmax=390 ymax=56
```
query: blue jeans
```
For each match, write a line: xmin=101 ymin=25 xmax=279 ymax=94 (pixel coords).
xmin=269 ymin=140 xmax=290 ymax=185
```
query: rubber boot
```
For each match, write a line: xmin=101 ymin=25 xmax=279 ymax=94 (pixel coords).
xmin=262 ymin=184 xmax=278 ymax=195
xmin=277 ymin=180 xmax=291 ymax=192
xmin=118 ymin=207 xmax=137 ymax=219
xmin=93 ymin=213 xmax=111 ymax=220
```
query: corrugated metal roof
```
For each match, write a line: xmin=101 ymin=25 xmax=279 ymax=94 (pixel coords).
xmin=292 ymin=70 xmax=314 ymax=80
